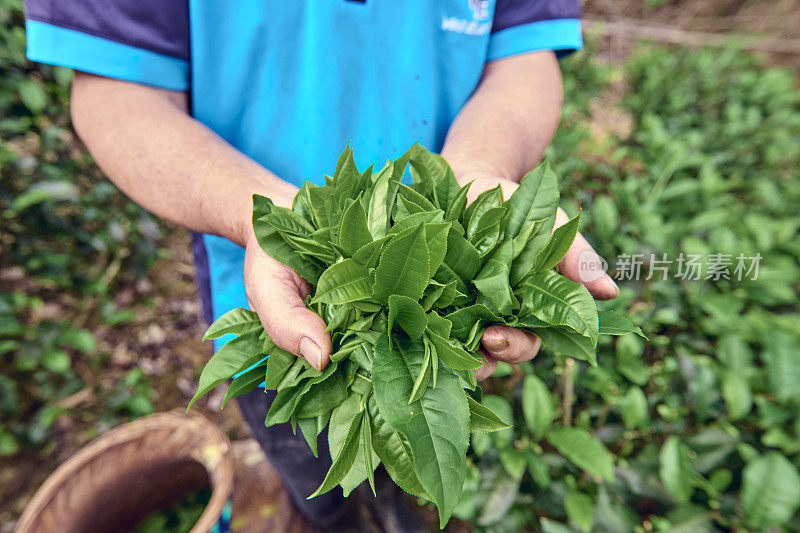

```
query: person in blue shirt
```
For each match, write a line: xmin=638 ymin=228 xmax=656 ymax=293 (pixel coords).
xmin=25 ymin=0 xmax=619 ymax=528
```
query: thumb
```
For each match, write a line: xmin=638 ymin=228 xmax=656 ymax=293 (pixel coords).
xmin=245 ymin=245 xmax=331 ymax=371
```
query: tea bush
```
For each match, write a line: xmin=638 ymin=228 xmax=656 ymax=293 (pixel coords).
xmin=457 ymin=45 xmax=800 ymax=531
xmin=0 ymin=0 xmax=160 ymax=454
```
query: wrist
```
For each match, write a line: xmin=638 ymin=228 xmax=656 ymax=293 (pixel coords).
xmin=235 ymin=183 xmax=297 ymax=247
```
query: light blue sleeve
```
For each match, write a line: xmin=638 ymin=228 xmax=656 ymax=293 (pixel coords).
xmin=26 ymin=20 xmax=189 ymax=91
xmin=487 ymin=18 xmax=583 ymax=61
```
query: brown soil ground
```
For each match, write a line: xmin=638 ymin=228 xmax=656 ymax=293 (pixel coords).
xmin=0 ymin=226 xmax=254 ymax=531
xmin=584 ymin=0 xmax=800 ymax=69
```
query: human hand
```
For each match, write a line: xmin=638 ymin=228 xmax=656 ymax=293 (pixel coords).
xmin=241 ymin=188 xmax=332 ymax=372
xmin=243 ymin=232 xmax=332 ymax=371
xmin=464 ymin=176 xmax=619 ymax=380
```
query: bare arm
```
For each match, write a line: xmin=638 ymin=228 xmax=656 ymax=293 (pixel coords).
xmin=441 ymin=51 xmax=618 ymax=378
xmin=441 ymin=50 xmax=563 ymax=186
xmin=71 ymin=73 xmax=330 ymax=369
xmin=71 ymin=73 xmax=298 ymax=245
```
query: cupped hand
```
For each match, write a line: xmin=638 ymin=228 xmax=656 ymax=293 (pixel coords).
xmin=242 ymin=185 xmax=333 ymax=372
xmin=244 ymin=233 xmax=332 ymax=370
xmin=242 ymin=175 xmax=617 ymax=377
xmin=244 ymin=233 xmax=332 ymax=371
xmin=466 ymin=176 xmax=619 ymax=380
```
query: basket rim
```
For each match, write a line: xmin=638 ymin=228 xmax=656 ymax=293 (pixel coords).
xmin=15 ymin=410 xmax=235 ymax=533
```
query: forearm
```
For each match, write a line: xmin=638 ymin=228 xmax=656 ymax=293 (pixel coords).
xmin=70 ymin=73 xmax=297 ymax=247
xmin=441 ymin=50 xmax=563 ymax=184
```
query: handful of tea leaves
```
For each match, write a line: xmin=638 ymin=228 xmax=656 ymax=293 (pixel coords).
xmin=189 ymin=144 xmax=642 ymax=527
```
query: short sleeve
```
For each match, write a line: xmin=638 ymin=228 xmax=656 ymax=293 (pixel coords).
xmin=24 ymin=0 xmax=190 ymax=91
xmin=488 ymin=0 xmax=582 ymax=61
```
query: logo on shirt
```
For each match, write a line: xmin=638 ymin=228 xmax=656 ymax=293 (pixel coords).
xmin=468 ymin=0 xmax=490 ymax=21
xmin=442 ymin=0 xmax=492 ymax=36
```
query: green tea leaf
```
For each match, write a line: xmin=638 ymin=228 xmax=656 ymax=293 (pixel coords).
xmin=367 ymin=395 xmax=429 ymax=499
xmin=473 ymin=239 xmax=515 ymax=315
xmin=426 ymin=330 xmax=482 ymax=370
xmin=351 ymin=235 xmax=391 ymax=268
xmin=362 ymin=410 xmax=377 ymax=496
xmin=189 ymin=330 xmax=265 ymax=408
xmin=520 ymin=270 xmax=599 ymax=345
xmin=373 ymin=225 xmax=430 ymax=303
xmin=445 ymin=182 xmax=471 ymax=222
xmin=445 ymin=304 xmax=498 ymax=342
xmin=533 ymin=328 xmax=597 ymax=365
xmin=252 ymin=195 xmax=322 ymax=284
xmin=202 ymin=308 xmax=262 ymax=341
xmin=421 ymin=281 xmax=447 ymax=311
xmin=264 ymin=348 xmax=295 ymax=389
xmin=281 ymin=232 xmax=337 ymax=262
xmin=619 ymin=386 xmax=649 ymax=429
xmin=310 ymin=409 xmax=364 ymax=498
xmin=221 ymin=365 xmax=266 ymax=408
xmin=426 ymin=312 xmax=453 ymax=340
xmin=296 ymin=370 xmax=347 ymax=418
xmin=367 ymin=164 xmax=400 ymax=239
xmin=532 ymin=212 xmax=580 ymax=273
xmin=598 ymin=310 xmax=647 ymax=338
xmin=372 ymin=335 xmax=469 ymax=528
xmin=565 ymin=491 xmax=595 ymax=533
xmin=467 ymin=395 xmax=512 ymax=434
xmin=441 ymin=227 xmax=480 ymax=282
xmin=298 ymin=414 xmax=329 ymax=458
xmin=659 ymin=436 xmax=694 ymax=503
xmin=512 ymin=218 xmax=545 ymax=260
xmin=521 ymin=375 xmax=554 ymax=439
xmin=394 ymin=194 xmax=429 ymax=219
xmin=741 ymin=452 xmax=800 ymax=528
xmin=327 ymin=393 xmax=378 ymax=496
xmin=464 ymin=185 xmax=503 ymax=235
xmin=390 ymin=210 xmax=443 ymax=233
xmin=292 ymin=182 xmax=322 ymax=227
xmin=409 ymin=342 xmax=431 ymax=404
xmin=265 ymin=363 xmax=338 ymax=427
xmin=424 ymin=222 xmax=451 ymax=277
xmin=469 ymin=206 xmax=506 ymax=248
xmin=388 ymin=295 xmax=428 ymax=340
xmin=259 ymin=206 xmax=315 ymax=236
xmin=507 ymin=162 xmax=559 ymax=285
xmin=547 ymin=427 xmax=615 ymax=482
xmin=338 ymin=198 xmax=372 ymax=255
xmin=481 ymin=395 xmax=514 ymax=447
xmin=397 ymin=183 xmax=437 ymax=212
xmin=313 ymin=259 xmax=373 ymax=305
xmin=409 ymin=144 xmax=461 ymax=211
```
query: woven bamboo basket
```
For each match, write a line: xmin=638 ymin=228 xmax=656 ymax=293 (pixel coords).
xmin=15 ymin=410 xmax=234 ymax=533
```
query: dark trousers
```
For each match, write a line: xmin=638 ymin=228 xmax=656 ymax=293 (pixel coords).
xmin=235 ymin=388 xmax=351 ymax=527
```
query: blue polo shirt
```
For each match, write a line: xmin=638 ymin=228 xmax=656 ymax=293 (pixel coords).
xmin=25 ymin=0 xmax=582 ymax=326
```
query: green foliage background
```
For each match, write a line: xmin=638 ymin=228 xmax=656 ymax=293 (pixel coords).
xmin=2 ymin=0 xmax=800 ymax=529
xmin=1 ymin=0 xmax=160 ymax=460
xmin=458 ymin=41 xmax=800 ymax=532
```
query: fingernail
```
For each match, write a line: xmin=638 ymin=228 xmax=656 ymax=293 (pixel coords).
xmin=483 ymin=337 xmax=508 ymax=352
xmin=604 ymin=274 xmax=620 ymax=297
xmin=299 ymin=336 xmax=323 ymax=369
